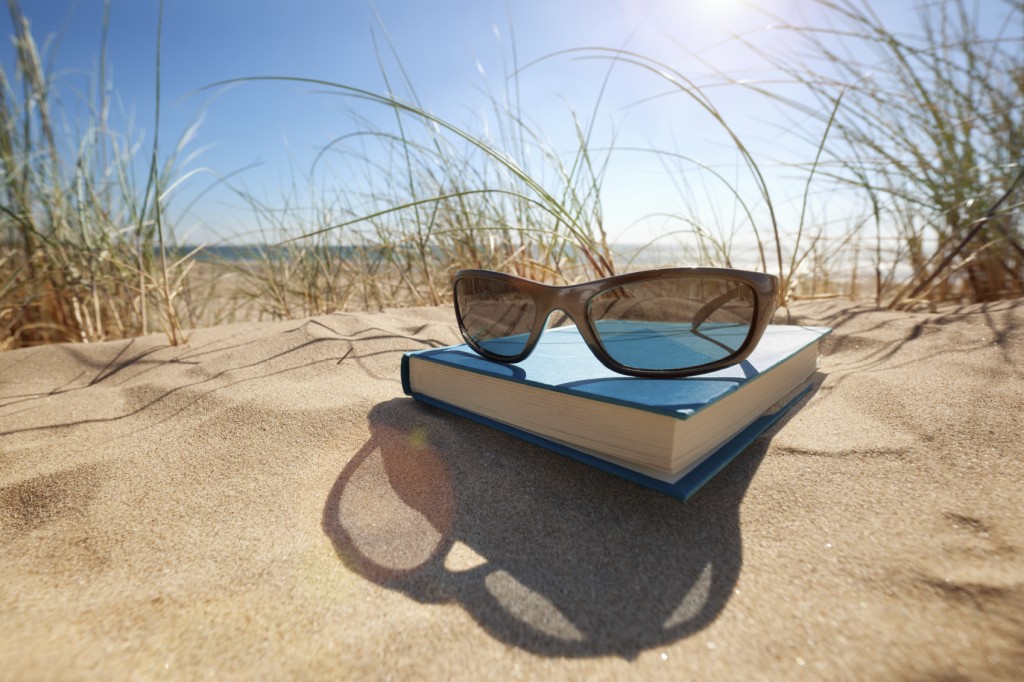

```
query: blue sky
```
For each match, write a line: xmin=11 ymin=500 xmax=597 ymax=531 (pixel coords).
xmin=2 ymin=0 xmax=1008 ymax=250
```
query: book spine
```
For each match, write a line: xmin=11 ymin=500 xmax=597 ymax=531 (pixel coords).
xmin=400 ymin=353 xmax=413 ymax=396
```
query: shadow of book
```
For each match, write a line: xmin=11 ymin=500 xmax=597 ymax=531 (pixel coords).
xmin=323 ymin=377 xmax=822 ymax=659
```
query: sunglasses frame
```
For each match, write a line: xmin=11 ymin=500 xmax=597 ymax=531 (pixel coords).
xmin=452 ymin=267 xmax=779 ymax=378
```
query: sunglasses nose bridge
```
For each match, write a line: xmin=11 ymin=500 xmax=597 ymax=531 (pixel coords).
xmin=547 ymin=285 xmax=590 ymax=323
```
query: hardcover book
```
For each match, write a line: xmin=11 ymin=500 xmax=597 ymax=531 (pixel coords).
xmin=401 ymin=324 xmax=830 ymax=499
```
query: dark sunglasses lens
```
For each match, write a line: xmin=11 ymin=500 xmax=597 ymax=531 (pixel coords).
xmin=588 ymin=276 xmax=756 ymax=371
xmin=455 ymin=276 xmax=535 ymax=358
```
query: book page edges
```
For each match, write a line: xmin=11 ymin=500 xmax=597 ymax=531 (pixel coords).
xmin=407 ymin=341 xmax=819 ymax=476
xmin=668 ymin=344 xmax=817 ymax=471
xmin=409 ymin=359 xmax=675 ymax=466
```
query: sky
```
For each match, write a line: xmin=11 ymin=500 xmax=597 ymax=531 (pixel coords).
xmin=1 ymin=0 xmax=1014 ymax=251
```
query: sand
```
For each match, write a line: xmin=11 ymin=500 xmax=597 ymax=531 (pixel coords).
xmin=1 ymin=298 xmax=1022 ymax=680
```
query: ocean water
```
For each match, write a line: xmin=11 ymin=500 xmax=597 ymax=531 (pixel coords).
xmin=171 ymin=244 xmax=395 ymax=263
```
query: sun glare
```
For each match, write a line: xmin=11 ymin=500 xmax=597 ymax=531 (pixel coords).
xmin=680 ymin=0 xmax=757 ymax=30
xmin=642 ymin=0 xmax=765 ymax=63
xmin=698 ymin=0 xmax=745 ymax=20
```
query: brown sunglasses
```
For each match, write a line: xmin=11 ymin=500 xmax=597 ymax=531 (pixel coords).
xmin=453 ymin=267 xmax=779 ymax=378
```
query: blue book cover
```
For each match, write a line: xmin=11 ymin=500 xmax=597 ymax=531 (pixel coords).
xmin=401 ymin=324 xmax=830 ymax=500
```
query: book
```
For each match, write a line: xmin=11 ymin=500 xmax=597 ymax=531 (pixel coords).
xmin=401 ymin=323 xmax=830 ymax=500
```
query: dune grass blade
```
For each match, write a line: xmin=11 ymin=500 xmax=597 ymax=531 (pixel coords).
xmin=207 ymin=74 xmax=616 ymax=280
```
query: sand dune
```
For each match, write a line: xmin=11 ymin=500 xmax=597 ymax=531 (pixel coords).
xmin=1 ymin=299 xmax=1022 ymax=679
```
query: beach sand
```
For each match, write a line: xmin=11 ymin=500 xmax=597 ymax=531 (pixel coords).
xmin=1 ymin=299 xmax=1022 ymax=680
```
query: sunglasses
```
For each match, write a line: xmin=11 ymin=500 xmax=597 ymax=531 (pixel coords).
xmin=453 ymin=268 xmax=779 ymax=378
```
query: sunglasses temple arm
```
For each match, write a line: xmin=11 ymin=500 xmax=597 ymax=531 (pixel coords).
xmin=691 ymin=287 xmax=747 ymax=332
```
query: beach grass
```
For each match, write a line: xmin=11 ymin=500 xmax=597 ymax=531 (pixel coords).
xmin=1 ymin=0 xmax=1022 ymax=351
xmin=0 ymin=0 xmax=188 ymax=349
xmin=733 ymin=0 xmax=1024 ymax=306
